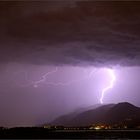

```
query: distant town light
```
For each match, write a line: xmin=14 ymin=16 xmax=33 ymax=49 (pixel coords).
xmin=94 ymin=126 xmax=101 ymax=130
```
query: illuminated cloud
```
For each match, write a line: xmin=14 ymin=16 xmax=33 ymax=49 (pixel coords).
xmin=0 ymin=1 xmax=140 ymax=127
xmin=0 ymin=1 xmax=140 ymax=66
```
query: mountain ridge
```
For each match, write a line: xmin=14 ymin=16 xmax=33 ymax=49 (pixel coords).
xmin=49 ymin=102 xmax=140 ymax=127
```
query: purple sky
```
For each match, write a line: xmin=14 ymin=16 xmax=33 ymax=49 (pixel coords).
xmin=0 ymin=1 xmax=140 ymax=127
xmin=0 ymin=63 xmax=140 ymax=127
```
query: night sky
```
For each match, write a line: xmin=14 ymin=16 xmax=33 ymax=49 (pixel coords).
xmin=0 ymin=1 xmax=140 ymax=127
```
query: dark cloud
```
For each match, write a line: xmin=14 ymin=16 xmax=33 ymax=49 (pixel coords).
xmin=0 ymin=1 xmax=140 ymax=66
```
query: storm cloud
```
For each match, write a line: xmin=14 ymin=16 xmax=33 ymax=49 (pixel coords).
xmin=0 ymin=1 xmax=140 ymax=66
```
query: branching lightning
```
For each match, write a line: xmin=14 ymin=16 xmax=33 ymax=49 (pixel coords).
xmin=18 ymin=67 xmax=115 ymax=104
xmin=33 ymin=67 xmax=58 ymax=87
xmin=33 ymin=67 xmax=98 ymax=87
xmin=20 ymin=67 xmax=98 ymax=88
xmin=100 ymin=69 xmax=116 ymax=104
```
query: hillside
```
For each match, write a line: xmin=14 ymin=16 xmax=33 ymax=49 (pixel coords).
xmin=50 ymin=102 xmax=140 ymax=127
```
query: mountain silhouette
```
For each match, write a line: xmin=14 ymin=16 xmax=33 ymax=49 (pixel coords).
xmin=50 ymin=102 xmax=140 ymax=127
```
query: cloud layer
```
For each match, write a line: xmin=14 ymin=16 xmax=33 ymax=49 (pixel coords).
xmin=0 ymin=1 xmax=140 ymax=66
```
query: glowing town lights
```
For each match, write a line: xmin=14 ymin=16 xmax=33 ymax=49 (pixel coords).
xmin=100 ymin=69 xmax=116 ymax=104
xmin=94 ymin=126 xmax=101 ymax=130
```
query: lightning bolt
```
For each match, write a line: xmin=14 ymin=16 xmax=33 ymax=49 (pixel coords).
xmin=33 ymin=67 xmax=98 ymax=87
xmin=100 ymin=69 xmax=116 ymax=104
xmin=43 ymin=69 xmax=98 ymax=86
xmin=15 ymin=67 xmax=115 ymax=104
xmin=33 ymin=67 xmax=58 ymax=88
xmin=20 ymin=67 xmax=98 ymax=88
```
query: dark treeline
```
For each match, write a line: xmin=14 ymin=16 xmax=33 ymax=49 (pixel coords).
xmin=0 ymin=127 xmax=140 ymax=139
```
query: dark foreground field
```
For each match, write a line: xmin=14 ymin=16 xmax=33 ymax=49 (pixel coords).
xmin=0 ymin=128 xmax=140 ymax=139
